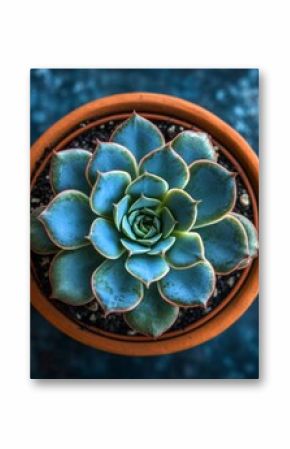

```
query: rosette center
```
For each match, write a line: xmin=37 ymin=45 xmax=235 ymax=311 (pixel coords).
xmin=127 ymin=208 xmax=161 ymax=240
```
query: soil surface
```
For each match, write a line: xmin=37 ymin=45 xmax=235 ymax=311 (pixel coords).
xmin=31 ymin=119 xmax=254 ymax=336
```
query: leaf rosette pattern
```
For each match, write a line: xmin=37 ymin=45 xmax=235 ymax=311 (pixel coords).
xmin=31 ymin=113 xmax=258 ymax=337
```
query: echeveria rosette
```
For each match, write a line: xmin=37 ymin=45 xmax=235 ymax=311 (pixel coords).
xmin=31 ymin=113 xmax=259 ymax=338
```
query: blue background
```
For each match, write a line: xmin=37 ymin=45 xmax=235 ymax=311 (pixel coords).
xmin=30 ymin=69 xmax=259 ymax=379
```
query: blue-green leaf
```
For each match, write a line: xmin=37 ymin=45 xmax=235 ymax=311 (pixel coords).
xmin=86 ymin=142 xmax=138 ymax=185
xmin=163 ymin=189 xmax=198 ymax=231
xmin=171 ymin=131 xmax=217 ymax=165
xmin=124 ymin=283 xmax=179 ymax=337
xmin=89 ymin=217 xmax=124 ymax=259
xmin=139 ymin=143 xmax=189 ymax=189
xmin=50 ymin=149 xmax=91 ymax=195
xmin=236 ymin=257 xmax=252 ymax=270
xmin=166 ymin=232 xmax=204 ymax=269
xmin=132 ymin=217 xmax=147 ymax=237
xmin=232 ymin=213 xmax=259 ymax=258
xmin=39 ymin=191 xmax=95 ymax=249
xmin=127 ymin=210 xmax=141 ymax=226
xmin=186 ymin=161 xmax=236 ymax=228
xmin=133 ymin=219 xmax=150 ymax=238
xmin=50 ymin=246 xmax=103 ymax=305
xmin=197 ymin=215 xmax=249 ymax=274
xmin=110 ymin=112 xmax=165 ymax=162
xmin=135 ymin=233 xmax=163 ymax=247
xmin=31 ymin=207 xmax=58 ymax=254
xmin=126 ymin=172 xmax=168 ymax=198
xmin=91 ymin=256 xmax=144 ymax=314
xmin=90 ymin=170 xmax=131 ymax=217
xmin=126 ymin=254 xmax=170 ymax=287
xmin=158 ymin=260 xmax=215 ymax=307
xmin=129 ymin=196 xmax=161 ymax=212
xmin=147 ymin=236 xmax=176 ymax=255
xmin=113 ymin=194 xmax=131 ymax=231
xmin=121 ymin=214 xmax=137 ymax=240
xmin=120 ymin=238 xmax=150 ymax=255
xmin=160 ymin=207 xmax=177 ymax=238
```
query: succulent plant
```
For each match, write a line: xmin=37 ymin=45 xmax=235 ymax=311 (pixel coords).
xmin=31 ymin=113 xmax=258 ymax=337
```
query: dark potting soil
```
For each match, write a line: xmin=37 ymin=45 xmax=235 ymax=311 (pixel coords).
xmin=31 ymin=119 xmax=254 ymax=336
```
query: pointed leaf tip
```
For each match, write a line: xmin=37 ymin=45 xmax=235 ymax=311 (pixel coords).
xmin=111 ymin=113 xmax=165 ymax=162
xmin=129 ymin=195 xmax=161 ymax=213
xmin=166 ymin=232 xmax=204 ymax=269
xmin=126 ymin=172 xmax=169 ymax=199
xmin=126 ymin=254 xmax=170 ymax=287
xmin=232 ymin=213 xmax=258 ymax=259
xmin=87 ymin=142 xmax=138 ymax=185
xmin=39 ymin=190 xmax=95 ymax=249
xmin=197 ymin=215 xmax=249 ymax=274
xmin=113 ymin=194 xmax=131 ymax=230
xmin=124 ymin=284 xmax=179 ymax=337
xmin=158 ymin=260 xmax=215 ymax=307
xmin=171 ymin=131 xmax=218 ymax=165
xmin=160 ymin=207 xmax=177 ymax=238
xmin=92 ymin=256 xmax=144 ymax=314
xmin=50 ymin=246 xmax=103 ymax=305
xmin=139 ymin=143 xmax=189 ymax=189
xmin=90 ymin=170 xmax=131 ymax=217
xmin=120 ymin=238 xmax=150 ymax=255
xmin=147 ymin=236 xmax=176 ymax=256
xmin=50 ymin=149 xmax=92 ymax=195
xmin=31 ymin=207 xmax=59 ymax=254
xmin=187 ymin=160 xmax=237 ymax=228
xmin=164 ymin=189 xmax=198 ymax=231
xmin=89 ymin=217 xmax=125 ymax=259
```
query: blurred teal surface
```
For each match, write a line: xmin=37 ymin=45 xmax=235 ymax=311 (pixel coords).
xmin=30 ymin=69 xmax=259 ymax=379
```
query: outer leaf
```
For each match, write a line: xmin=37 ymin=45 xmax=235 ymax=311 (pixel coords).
xmin=126 ymin=172 xmax=168 ymax=198
xmin=31 ymin=207 xmax=58 ymax=254
xmin=90 ymin=170 xmax=131 ymax=216
xmin=86 ymin=142 xmax=138 ymax=185
xmin=50 ymin=246 xmax=103 ymax=305
xmin=232 ymin=213 xmax=259 ymax=258
xmin=197 ymin=215 xmax=249 ymax=274
xmin=39 ymin=190 xmax=94 ymax=249
xmin=160 ymin=207 xmax=176 ymax=238
xmin=171 ymin=131 xmax=217 ymax=165
xmin=147 ymin=236 xmax=176 ymax=255
xmin=236 ymin=257 xmax=252 ymax=270
xmin=89 ymin=217 xmax=124 ymax=259
xmin=110 ymin=112 xmax=165 ymax=162
xmin=126 ymin=254 xmax=170 ymax=287
xmin=166 ymin=232 xmax=204 ymax=269
xmin=120 ymin=238 xmax=150 ymax=255
xmin=124 ymin=284 xmax=179 ymax=337
xmin=163 ymin=189 xmax=198 ymax=231
xmin=91 ymin=256 xmax=143 ymax=314
xmin=158 ymin=260 xmax=215 ymax=307
xmin=139 ymin=143 xmax=189 ymax=189
xmin=129 ymin=196 xmax=161 ymax=212
xmin=186 ymin=161 xmax=236 ymax=228
xmin=113 ymin=194 xmax=131 ymax=231
xmin=50 ymin=149 xmax=91 ymax=195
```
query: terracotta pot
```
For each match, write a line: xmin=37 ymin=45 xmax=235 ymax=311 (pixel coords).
xmin=31 ymin=93 xmax=259 ymax=356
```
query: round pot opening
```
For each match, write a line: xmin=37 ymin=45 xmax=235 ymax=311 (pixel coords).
xmin=31 ymin=93 xmax=259 ymax=356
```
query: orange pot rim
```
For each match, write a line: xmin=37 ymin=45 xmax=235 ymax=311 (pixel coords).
xmin=30 ymin=92 xmax=259 ymax=356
